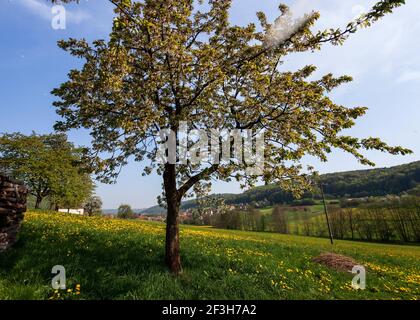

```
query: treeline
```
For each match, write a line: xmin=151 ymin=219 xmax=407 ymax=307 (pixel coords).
xmin=227 ymin=161 xmax=420 ymax=206
xmin=312 ymin=198 xmax=420 ymax=242
xmin=189 ymin=208 xmax=268 ymax=232
xmin=321 ymin=161 xmax=420 ymax=198
xmin=295 ymin=210 xmax=420 ymax=243
xmin=198 ymin=197 xmax=420 ymax=243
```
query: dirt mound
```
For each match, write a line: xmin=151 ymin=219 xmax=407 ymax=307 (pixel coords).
xmin=312 ymin=252 xmax=360 ymax=273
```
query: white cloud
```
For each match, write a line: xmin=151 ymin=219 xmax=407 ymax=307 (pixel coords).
xmin=19 ymin=0 xmax=51 ymax=20
xmin=397 ymin=70 xmax=420 ymax=83
xmin=18 ymin=0 xmax=91 ymax=25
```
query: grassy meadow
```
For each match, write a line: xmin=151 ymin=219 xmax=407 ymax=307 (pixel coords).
xmin=0 ymin=211 xmax=419 ymax=300
xmin=258 ymin=203 xmax=328 ymax=235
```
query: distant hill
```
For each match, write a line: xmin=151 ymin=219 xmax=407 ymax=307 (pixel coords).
xmin=141 ymin=161 xmax=420 ymax=215
xmin=102 ymin=209 xmax=145 ymax=215
xmin=321 ymin=161 xmax=420 ymax=197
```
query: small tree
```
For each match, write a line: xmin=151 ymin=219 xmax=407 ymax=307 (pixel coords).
xmin=117 ymin=204 xmax=135 ymax=219
xmin=272 ymin=206 xmax=288 ymax=234
xmin=0 ymin=132 xmax=93 ymax=209
xmin=329 ymin=208 xmax=348 ymax=239
xmin=51 ymin=0 xmax=410 ymax=273
xmin=346 ymin=208 xmax=356 ymax=240
xmin=84 ymin=195 xmax=103 ymax=216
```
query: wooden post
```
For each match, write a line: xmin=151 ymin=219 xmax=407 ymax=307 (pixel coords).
xmin=320 ymin=183 xmax=334 ymax=245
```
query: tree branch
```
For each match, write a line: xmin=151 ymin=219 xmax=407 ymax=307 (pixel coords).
xmin=177 ymin=164 xmax=219 ymax=200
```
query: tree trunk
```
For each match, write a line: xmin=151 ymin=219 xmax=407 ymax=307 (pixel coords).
xmin=35 ymin=196 xmax=42 ymax=209
xmin=164 ymin=164 xmax=182 ymax=274
xmin=165 ymin=196 xmax=181 ymax=274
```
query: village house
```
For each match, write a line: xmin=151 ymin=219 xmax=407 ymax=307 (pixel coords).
xmin=58 ymin=208 xmax=85 ymax=215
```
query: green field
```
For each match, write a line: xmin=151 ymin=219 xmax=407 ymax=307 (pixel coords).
xmin=259 ymin=204 xmax=327 ymax=234
xmin=259 ymin=203 xmax=327 ymax=219
xmin=0 ymin=211 xmax=419 ymax=300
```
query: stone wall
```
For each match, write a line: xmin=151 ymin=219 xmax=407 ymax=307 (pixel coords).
xmin=0 ymin=175 xmax=28 ymax=252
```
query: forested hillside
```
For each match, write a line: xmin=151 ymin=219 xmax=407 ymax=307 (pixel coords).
xmin=142 ymin=161 xmax=420 ymax=214
xmin=321 ymin=161 xmax=420 ymax=197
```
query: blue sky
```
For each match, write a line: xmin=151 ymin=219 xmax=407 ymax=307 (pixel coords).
xmin=0 ymin=0 xmax=419 ymax=209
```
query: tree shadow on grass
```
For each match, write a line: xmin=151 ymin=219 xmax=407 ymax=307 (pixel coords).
xmin=0 ymin=227 xmax=173 ymax=299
